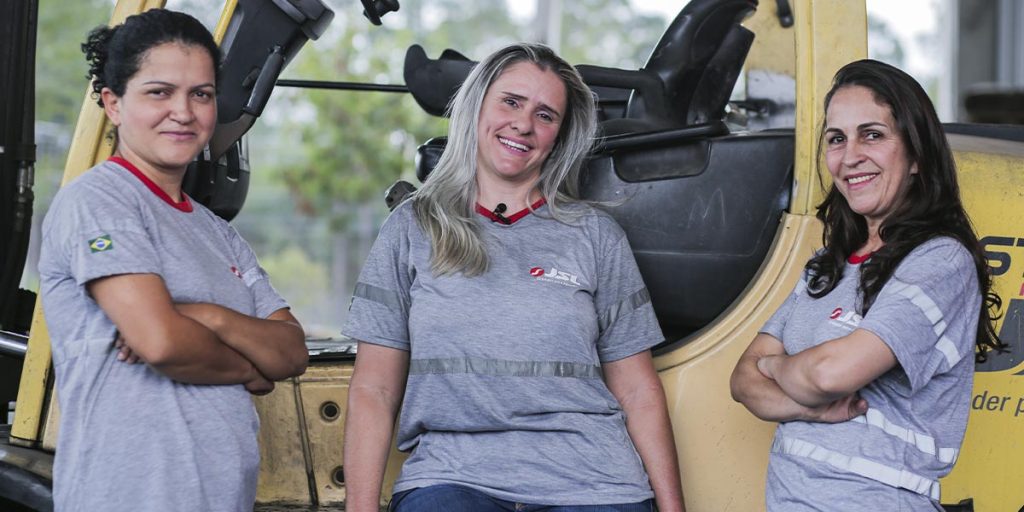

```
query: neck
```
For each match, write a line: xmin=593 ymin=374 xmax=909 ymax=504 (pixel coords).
xmin=860 ymin=225 xmax=884 ymax=254
xmin=475 ymin=179 xmax=542 ymax=212
xmin=114 ymin=149 xmax=186 ymax=202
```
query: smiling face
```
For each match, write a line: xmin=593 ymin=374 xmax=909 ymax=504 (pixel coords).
xmin=475 ymin=61 xmax=567 ymax=187
xmin=102 ymin=42 xmax=217 ymax=178
xmin=824 ymin=85 xmax=918 ymax=234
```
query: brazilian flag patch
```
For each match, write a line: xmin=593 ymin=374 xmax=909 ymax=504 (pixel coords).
xmin=88 ymin=235 xmax=114 ymax=253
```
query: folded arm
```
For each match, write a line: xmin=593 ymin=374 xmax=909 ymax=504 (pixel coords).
xmin=731 ymin=333 xmax=868 ymax=422
xmin=175 ymin=303 xmax=307 ymax=381
xmin=88 ymin=273 xmax=261 ymax=386
xmin=604 ymin=351 xmax=685 ymax=512
xmin=756 ymin=329 xmax=897 ymax=408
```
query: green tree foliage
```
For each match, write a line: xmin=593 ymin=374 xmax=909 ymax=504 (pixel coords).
xmin=266 ymin=0 xmax=667 ymax=229
xmin=36 ymin=0 xmax=110 ymax=126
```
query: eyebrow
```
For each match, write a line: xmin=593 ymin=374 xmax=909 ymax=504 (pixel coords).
xmin=141 ymin=80 xmax=216 ymax=89
xmin=501 ymin=90 xmax=563 ymax=119
xmin=825 ymin=121 xmax=888 ymax=132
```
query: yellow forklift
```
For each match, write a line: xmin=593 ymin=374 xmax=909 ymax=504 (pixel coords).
xmin=1 ymin=0 xmax=1022 ymax=510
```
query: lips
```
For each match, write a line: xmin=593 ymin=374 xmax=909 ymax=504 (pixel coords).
xmin=498 ymin=136 xmax=530 ymax=153
xmin=845 ymin=173 xmax=878 ymax=188
xmin=161 ymin=131 xmax=197 ymax=141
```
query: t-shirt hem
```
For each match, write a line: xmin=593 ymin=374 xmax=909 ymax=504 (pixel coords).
xmin=599 ymin=334 xmax=664 ymax=363
xmin=855 ymin=322 xmax=925 ymax=392
xmin=392 ymin=478 xmax=654 ymax=506
xmin=256 ymin=300 xmax=290 ymax=320
xmin=340 ymin=330 xmax=410 ymax=351
xmin=73 ymin=265 xmax=164 ymax=287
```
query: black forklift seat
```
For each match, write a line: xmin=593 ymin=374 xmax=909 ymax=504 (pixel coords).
xmin=405 ymin=0 xmax=790 ymax=344
xmin=404 ymin=0 xmax=757 ymax=133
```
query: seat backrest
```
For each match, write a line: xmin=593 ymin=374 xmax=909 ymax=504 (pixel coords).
xmin=624 ymin=0 xmax=758 ymax=126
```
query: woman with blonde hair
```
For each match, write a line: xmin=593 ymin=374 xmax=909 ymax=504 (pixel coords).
xmin=343 ymin=43 xmax=684 ymax=512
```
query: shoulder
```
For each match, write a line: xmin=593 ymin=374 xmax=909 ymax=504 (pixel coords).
xmin=902 ymin=236 xmax=973 ymax=271
xmin=46 ymin=162 xmax=137 ymax=222
xmin=53 ymin=162 xmax=124 ymax=202
xmin=381 ymin=199 xmax=418 ymax=234
xmin=560 ymin=202 xmax=627 ymax=239
xmin=894 ymin=236 xmax=977 ymax=286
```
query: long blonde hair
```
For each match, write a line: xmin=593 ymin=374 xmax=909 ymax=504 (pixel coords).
xmin=412 ymin=43 xmax=597 ymax=277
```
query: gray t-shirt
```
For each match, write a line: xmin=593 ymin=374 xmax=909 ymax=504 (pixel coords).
xmin=343 ymin=200 xmax=663 ymax=505
xmin=39 ymin=159 xmax=288 ymax=512
xmin=760 ymin=237 xmax=980 ymax=511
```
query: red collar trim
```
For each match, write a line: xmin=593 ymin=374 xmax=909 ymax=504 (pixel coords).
xmin=108 ymin=156 xmax=193 ymax=212
xmin=848 ymin=251 xmax=873 ymax=264
xmin=475 ymin=198 xmax=546 ymax=225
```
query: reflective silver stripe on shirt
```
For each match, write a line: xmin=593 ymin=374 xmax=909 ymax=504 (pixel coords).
xmin=772 ymin=434 xmax=941 ymax=500
xmin=886 ymin=280 xmax=962 ymax=369
xmin=598 ymin=288 xmax=651 ymax=332
xmin=241 ymin=266 xmax=267 ymax=287
xmin=851 ymin=408 xmax=959 ymax=464
xmin=409 ymin=357 xmax=603 ymax=379
xmin=353 ymin=282 xmax=402 ymax=311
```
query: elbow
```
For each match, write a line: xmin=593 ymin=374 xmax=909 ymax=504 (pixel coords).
xmin=728 ymin=376 xmax=743 ymax=404
xmin=263 ymin=339 xmax=309 ymax=381
xmin=728 ymin=362 xmax=755 ymax=405
xmin=282 ymin=349 xmax=309 ymax=380
xmin=130 ymin=325 xmax=183 ymax=368
xmin=282 ymin=332 xmax=309 ymax=378
xmin=803 ymin=357 xmax=858 ymax=402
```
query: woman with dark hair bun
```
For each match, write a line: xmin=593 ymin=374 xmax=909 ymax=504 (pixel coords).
xmin=730 ymin=59 xmax=1002 ymax=511
xmin=38 ymin=9 xmax=307 ymax=512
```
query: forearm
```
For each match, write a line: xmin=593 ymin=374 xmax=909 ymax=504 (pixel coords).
xmin=621 ymin=386 xmax=685 ymax=512
xmin=177 ymin=303 xmax=307 ymax=380
xmin=143 ymin=317 xmax=258 ymax=385
xmin=343 ymin=386 xmax=400 ymax=512
xmin=730 ymin=355 xmax=816 ymax=422
xmin=759 ymin=353 xmax=844 ymax=408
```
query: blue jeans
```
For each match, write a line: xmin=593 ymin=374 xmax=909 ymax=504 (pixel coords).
xmin=389 ymin=484 xmax=656 ymax=512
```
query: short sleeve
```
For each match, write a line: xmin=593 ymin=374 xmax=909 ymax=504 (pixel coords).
xmin=760 ymin=273 xmax=807 ymax=341
xmin=223 ymin=222 xmax=289 ymax=319
xmin=857 ymin=238 xmax=981 ymax=393
xmin=594 ymin=226 xmax=664 ymax=363
xmin=341 ymin=207 xmax=414 ymax=351
xmin=44 ymin=180 xmax=163 ymax=287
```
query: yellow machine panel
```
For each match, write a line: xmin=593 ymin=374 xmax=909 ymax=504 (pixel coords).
xmin=942 ymin=135 xmax=1024 ymax=509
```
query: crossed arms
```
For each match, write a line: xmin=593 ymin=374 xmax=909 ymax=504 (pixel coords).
xmin=88 ymin=273 xmax=308 ymax=393
xmin=730 ymin=330 xmax=898 ymax=423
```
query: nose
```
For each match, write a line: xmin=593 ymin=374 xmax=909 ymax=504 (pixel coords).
xmin=510 ymin=110 xmax=533 ymax=135
xmin=168 ymin=93 xmax=196 ymax=124
xmin=841 ymin=138 xmax=866 ymax=168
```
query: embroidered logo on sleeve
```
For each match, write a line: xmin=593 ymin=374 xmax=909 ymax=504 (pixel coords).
xmin=88 ymin=235 xmax=114 ymax=253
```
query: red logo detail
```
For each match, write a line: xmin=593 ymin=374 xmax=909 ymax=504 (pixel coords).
xmin=230 ymin=266 xmax=243 ymax=279
xmin=830 ymin=307 xmax=843 ymax=320
xmin=529 ymin=267 xmax=545 ymax=277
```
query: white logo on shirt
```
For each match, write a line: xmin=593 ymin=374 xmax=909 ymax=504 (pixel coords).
xmin=529 ymin=266 xmax=582 ymax=287
xmin=829 ymin=307 xmax=862 ymax=330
